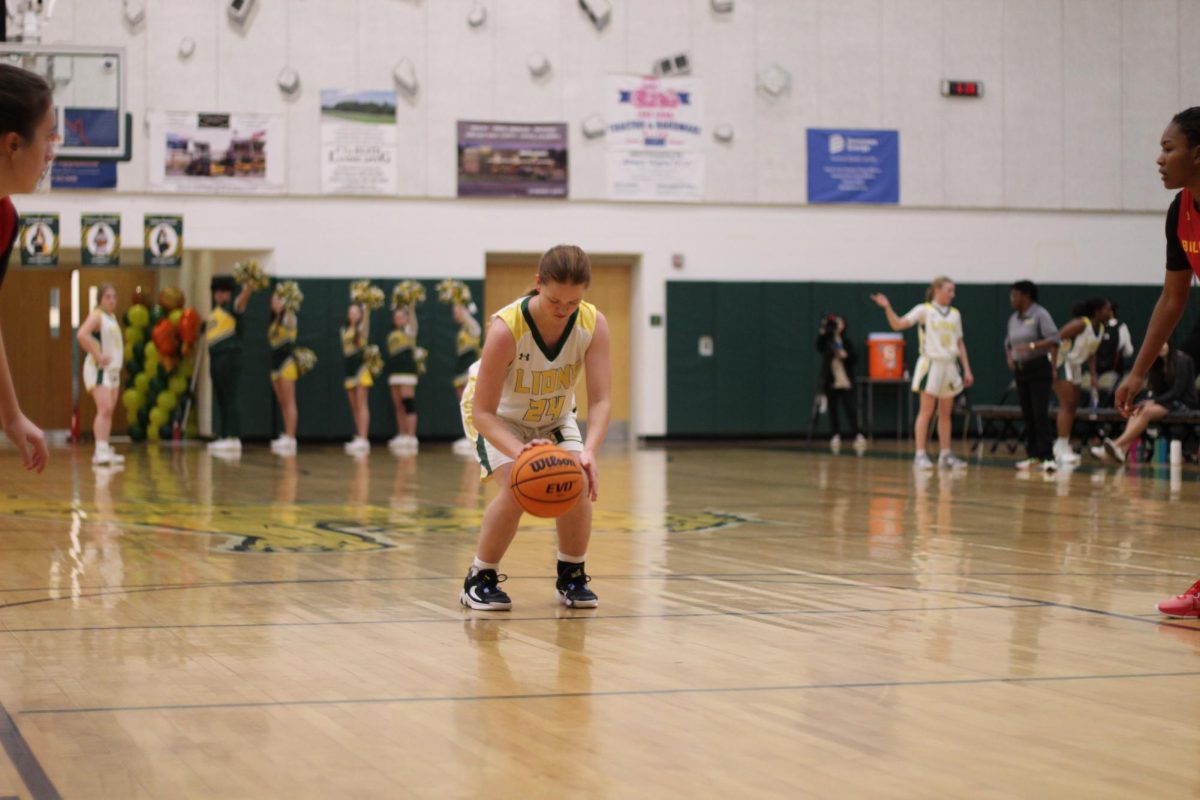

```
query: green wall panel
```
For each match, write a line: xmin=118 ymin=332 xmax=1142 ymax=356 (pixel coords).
xmin=667 ymin=280 xmax=1189 ymax=437
xmin=217 ymin=278 xmax=482 ymax=441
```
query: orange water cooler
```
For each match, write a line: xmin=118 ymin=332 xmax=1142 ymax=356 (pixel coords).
xmin=867 ymin=333 xmax=905 ymax=379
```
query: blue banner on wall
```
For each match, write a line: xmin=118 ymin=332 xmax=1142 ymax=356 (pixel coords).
xmin=50 ymin=160 xmax=117 ymax=190
xmin=807 ymin=128 xmax=899 ymax=204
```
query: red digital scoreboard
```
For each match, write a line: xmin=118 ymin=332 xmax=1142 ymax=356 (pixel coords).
xmin=941 ymin=80 xmax=984 ymax=98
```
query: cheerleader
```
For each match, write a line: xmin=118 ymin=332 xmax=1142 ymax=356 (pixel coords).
xmin=268 ymin=281 xmax=305 ymax=456
xmin=207 ymin=274 xmax=253 ymax=453
xmin=451 ymin=301 xmax=482 ymax=455
xmin=386 ymin=281 xmax=424 ymax=453
xmin=342 ymin=281 xmax=384 ymax=455
xmin=76 ymin=283 xmax=124 ymax=465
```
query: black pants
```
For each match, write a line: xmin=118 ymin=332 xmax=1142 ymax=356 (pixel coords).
xmin=210 ymin=349 xmax=242 ymax=439
xmin=827 ymin=387 xmax=860 ymax=438
xmin=1015 ymin=358 xmax=1054 ymax=460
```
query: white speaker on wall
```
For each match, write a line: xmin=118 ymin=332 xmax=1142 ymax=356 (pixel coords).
xmin=277 ymin=66 xmax=300 ymax=95
xmin=714 ymin=125 xmax=734 ymax=143
xmin=393 ymin=58 xmax=418 ymax=96
xmin=757 ymin=63 xmax=790 ymax=97
xmin=581 ymin=114 xmax=606 ymax=139
xmin=123 ymin=0 xmax=145 ymax=26
xmin=711 ymin=0 xmax=734 ymax=12
xmin=178 ymin=36 xmax=196 ymax=59
xmin=227 ymin=0 xmax=254 ymax=24
xmin=527 ymin=53 xmax=551 ymax=78
xmin=467 ymin=3 xmax=487 ymax=28
xmin=578 ymin=0 xmax=611 ymax=31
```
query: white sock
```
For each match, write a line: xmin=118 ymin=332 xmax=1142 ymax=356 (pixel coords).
xmin=557 ymin=551 xmax=585 ymax=564
xmin=472 ymin=556 xmax=499 ymax=572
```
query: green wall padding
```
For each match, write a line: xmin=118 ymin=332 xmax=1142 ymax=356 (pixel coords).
xmin=217 ymin=278 xmax=482 ymax=441
xmin=667 ymin=280 xmax=1200 ymax=437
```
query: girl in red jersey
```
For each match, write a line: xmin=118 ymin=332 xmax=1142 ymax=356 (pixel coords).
xmin=0 ymin=64 xmax=54 ymax=473
xmin=1114 ymin=107 xmax=1200 ymax=617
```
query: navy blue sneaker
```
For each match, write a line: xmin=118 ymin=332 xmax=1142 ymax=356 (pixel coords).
xmin=460 ymin=567 xmax=512 ymax=611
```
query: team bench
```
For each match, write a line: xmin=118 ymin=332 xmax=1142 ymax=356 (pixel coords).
xmin=965 ymin=404 xmax=1200 ymax=458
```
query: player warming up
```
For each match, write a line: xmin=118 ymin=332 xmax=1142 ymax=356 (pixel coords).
xmin=458 ymin=244 xmax=612 ymax=611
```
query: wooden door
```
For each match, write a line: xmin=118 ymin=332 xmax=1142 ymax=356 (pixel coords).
xmin=0 ymin=268 xmax=74 ymax=429
xmin=76 ymin=268 xmax=158 ymax=435
xmin=485 ymin=255 xmax=631 ymax=428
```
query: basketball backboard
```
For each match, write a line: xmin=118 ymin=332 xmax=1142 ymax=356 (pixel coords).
xmin=0 ymin=43 xmax=126 ymax=159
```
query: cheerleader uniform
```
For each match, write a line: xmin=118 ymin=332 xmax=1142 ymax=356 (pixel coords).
xmin=269 ymin=312 xmax=299 ymax=382
xmin=342 ymin=326 xmax=373 ymax=390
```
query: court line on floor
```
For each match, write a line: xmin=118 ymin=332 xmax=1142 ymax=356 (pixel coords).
xmin=0 ymin=602 xmax=1045 ymax=634
xmin=0 ymin=568 xmax=1184 ymax=598
xmin=0 ymin=702 xmax=60 ymax=800
xmin=19 ymin=669 xmax=1200 ymax=717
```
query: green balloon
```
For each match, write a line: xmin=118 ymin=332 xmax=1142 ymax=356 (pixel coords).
xmin=148 ymin=406 xmax=168 ymax=429
xmin=121 ymin=388 xmax=140 ymax=410
xmin=147 ymin=424 xmax=161 ymax=441
xmin=142 ymin=341 xmax=158 ymax=360
xmin=123 ymin=342 xmax=136 ymax=365
xmin=156 ymin=390 xmax=177 ymax=412
xmin=127 ymin=422 xmax=145 ymax=442
xmin=150 ymin=305 xmax=164 ymax=325
xmin=168 ymin=309 xmax=182 ymax=325
xmin=178 ymin=358 xmax=195 ymax=379
xmin=124 ymin=326 xmax=144 ymax=348
xmin=134 ymin=372 xmax=151 ymax=393
xmin=128 ymin=304 xmax=150 ymax=329
xmin=168 ymin=375 xmax=189 ymax=396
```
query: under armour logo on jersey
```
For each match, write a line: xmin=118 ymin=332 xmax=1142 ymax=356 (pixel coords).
xmin=518 ymin=352 xmax=531 ymax=361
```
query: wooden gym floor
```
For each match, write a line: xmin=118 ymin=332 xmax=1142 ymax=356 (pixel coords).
xmin=0 ymin=440 xmax=1197 ymax=798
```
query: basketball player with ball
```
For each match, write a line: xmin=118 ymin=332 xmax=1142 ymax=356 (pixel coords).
xmin=458 ymin=245 xmax=612 ymax=610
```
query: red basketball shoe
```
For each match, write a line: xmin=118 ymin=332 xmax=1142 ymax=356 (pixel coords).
xmin=1157 ymin=579 xmax=1200 ymax=618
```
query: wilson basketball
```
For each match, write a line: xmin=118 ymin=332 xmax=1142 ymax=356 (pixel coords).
xmin=510 ymin=444 xmax=585 ymax=517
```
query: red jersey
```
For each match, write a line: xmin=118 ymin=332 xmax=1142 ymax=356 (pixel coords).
xmin=0 ymin=197 xmax=16 ymax=290
xmin=1167 ymin=189 xmax=1200 ymax=276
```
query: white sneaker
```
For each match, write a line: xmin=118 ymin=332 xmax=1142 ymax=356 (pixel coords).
xmin=92 ymin=444 xmax=112 ymax=465
xmin=344 ymin=437 xmax=370 ymax=455
xmin=938 ymin=451 xmax=966 ymax=469
xmin=913 ymin=452 xmax=934 ymax=470
xmin=1040 ymin=459 xmax=1058 ymax=473
xmin=853 ymin=434 xmax=868 ymax=450
xmin=387 ymin=434 xmax=405 ymax=449
xmin=404 ymin=435 xmax=419 ymax=452
xmin=1015 ymin=457 xmax=1040 ymax=470
xmin=452 ymin=437 xmax=476 ymax=456
xmin=271 ymin=436 xmax=296 ymax=455
xmin=1058 ymin=449 xmax=1081 ymax=465
xmin=1102 ymin=438 xmax=1126 ymax=463
xmin=1090 ymin=445 xmax=1107 ymax=461
xmin=829 ymin=434 xmax=841 ymax=452
xmin=224 ymin=438 xmax=242 ymax=452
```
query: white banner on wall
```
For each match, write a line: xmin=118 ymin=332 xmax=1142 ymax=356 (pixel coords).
xmin=320 ymin=89 xmax=398 ymax=195
xmin=605 ymin=74 xmax=704 ymax=202
xmin=147 ymin=111 xmax=286 ymax=194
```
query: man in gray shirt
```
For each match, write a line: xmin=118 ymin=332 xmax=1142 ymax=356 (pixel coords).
xmin=1005 ymin=280 xmax=1061 ymax=470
